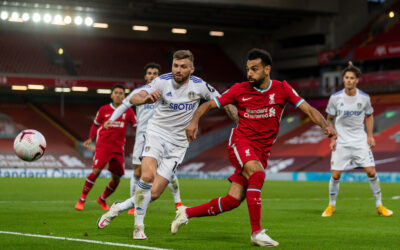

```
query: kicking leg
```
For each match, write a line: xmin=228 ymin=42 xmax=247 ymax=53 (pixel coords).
xmin=171 ymin=181 xmax=244 ymax=234
xmin=128 ymin=164 xmax=141 ymax=214
xmin=168 ymin=174 xmax=183 ymax=208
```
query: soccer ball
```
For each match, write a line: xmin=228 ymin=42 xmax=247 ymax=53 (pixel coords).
xmin=13 ymin=129 xmax=47 ymax=162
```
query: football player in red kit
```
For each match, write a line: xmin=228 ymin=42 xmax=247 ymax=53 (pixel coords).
xmin=171 ymin=48 xmax=336 ymax=247
xmin=75 ymin=84 xmax=136 ymax=211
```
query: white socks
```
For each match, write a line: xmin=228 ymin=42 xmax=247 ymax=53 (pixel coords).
xmin=368 ymin=176 xmax=382 ymax=207
xmin=168 ymin=174 xmax=182 ymax=204
xmin=130 ymin=175 xmax=140 ymax=197
xmin=118 ymin=196 xmax=135 ymax=212
xmin=329 ymin=177 xmax=340 ymax=206
xmin=134 ymin=180 xmax=152 ymax=226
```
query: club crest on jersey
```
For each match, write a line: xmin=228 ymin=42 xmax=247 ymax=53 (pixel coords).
xmin=144 ymin=146 xmax=150 ymax=152
xmin=245 ymin=149 xmax=251 ymax=157
xmin=269 ymin=93 xmax=275 ymax=104
xmin=188 ymin=91 xmax=196 ymax=100
xmin=357 ymin=103 xmax=362 ymax=109
xmin=166 ymin=91 xmax=172 ymax=97
xmin=122 ymin=113 xmax=126 ymax=119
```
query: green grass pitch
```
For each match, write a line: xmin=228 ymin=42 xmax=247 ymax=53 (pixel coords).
xmin=0 ymin=178 xmax=399 ymax=249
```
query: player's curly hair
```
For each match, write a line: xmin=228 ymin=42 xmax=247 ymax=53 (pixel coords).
xmin=111 ymin=84 xmax=125 ymax=92
xmin=144 ymin=63 xmax=161 ymax=74
xmin=247 ymin=48 xmax=272 ymax=66
xmin=342 ymin=61 xmax=361 ymax=78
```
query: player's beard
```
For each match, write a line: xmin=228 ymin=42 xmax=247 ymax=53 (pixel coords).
xmin=173 ymin=73 xmax=189 ymax=84
xmin=248 ymin=76 xmax=265 ymax=88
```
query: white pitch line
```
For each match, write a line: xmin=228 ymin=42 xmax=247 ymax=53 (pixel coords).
xmin=0 ymin=197 xmax=388 ymax=204
xmin=0 ymin=231 xmax=172 ymax=250
xmin=392 ymin=196 xmax=400 ymax=200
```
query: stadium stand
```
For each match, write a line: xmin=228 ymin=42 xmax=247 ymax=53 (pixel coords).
xmin=35 ymin=101 xmax=102 ymax=141
xmin=0 ymin=31 xmax=67 ymax=75
xmin=0 ymin=101 xmax=75 ymax=152
xmin=0 ymin=30 xmax=243 ymax=88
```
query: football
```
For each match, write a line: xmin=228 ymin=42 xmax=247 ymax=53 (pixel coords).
xmin=13 ymin=129 xmax=47 ymax=162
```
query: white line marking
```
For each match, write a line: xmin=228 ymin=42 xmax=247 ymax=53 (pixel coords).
xmin=0 ymin=231 xmax=171 ymax=250
xmin=0 ymin=197 xmax=390 ymax=204
xmin=392 ymin=196 xmax=400 ymax=200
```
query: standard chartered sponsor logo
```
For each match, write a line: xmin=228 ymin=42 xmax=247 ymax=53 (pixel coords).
xmin=244 ymin=107 xmax=276 ymax=119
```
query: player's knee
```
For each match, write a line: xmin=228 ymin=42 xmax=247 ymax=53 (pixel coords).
xmin=366 ymin=169 xmax=376 ymax=178
xmin=133 ymin=165 xmax=141 ymax=178
xmin=133 ymin=170 xmax=141 ymax=178
xmin=243 ymin=160 xmax=264 ymax=178
xmin=140 ymin=173 xmax=155 ymax=183
xmin=332 ymin=172 xmax=341 ymax=180
xmin=112 ymin=175 xmax=121 ymax=184
xmin=92 ymin=168 xmax=101 ymax=176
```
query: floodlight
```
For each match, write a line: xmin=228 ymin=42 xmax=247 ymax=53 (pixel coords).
xmin=74 ymin=16 xmax=83 ymax=25
xmin=84 ymin=17 xmax=93 ymax=26
xmin=43 ymin=13 xmax=51 ymax=23
xmin=64 ymin=15 xmax=72 ymax=24
xmin=0 ymin=11 xmax=8 ymax=20
xmin=22 ymin=13 xmax=29 ymax=21
xmin=32 ymin=13 xmax=41 ymax=22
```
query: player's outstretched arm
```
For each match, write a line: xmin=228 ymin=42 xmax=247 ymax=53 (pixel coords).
xmin=365 ymin=114 xmax=376 ymax=148
xmin=107 ymin=102 xmax=131 ymax=128
xmin=223 ymin=104 xmax=239 ymax=124
xmin=298 ymin=101 xmax=337 ymax=138
xmin=186 ymin=100 xmax=218 ymax=142
xmin=130 ymin=90 xmax=161 ymax=106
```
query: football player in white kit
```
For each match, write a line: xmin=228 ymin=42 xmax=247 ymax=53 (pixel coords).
xmin=322 ymin=62 xmax=393 ymax=217
xmin=127 ymin=63 xmax=183 ymax=215
xmin=97 ymin=50 xmax=238 ymax=239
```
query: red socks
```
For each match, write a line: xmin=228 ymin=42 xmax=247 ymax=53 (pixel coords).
xmin=246 ymin=171 xmax=265 ymax=234
xmin=80 ymin=173 xmax=98 ymax=201
xmin=101 ymin=180 xmax=118 ymax=200
xmin=186 ymin=194 xmax=241 ymax=218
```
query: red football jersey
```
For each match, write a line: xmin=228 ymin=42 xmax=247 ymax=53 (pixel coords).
xmin=215 ymin=80 xmax=303 ymax=151
xmin=93 ymin=103 xmax=136 ymax=153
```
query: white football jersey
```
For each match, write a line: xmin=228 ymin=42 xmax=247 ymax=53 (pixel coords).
xmin=140 ymin=72 xmax=220 ymax=147
xmin=123 ymin=85 xmax=157 ymax=134
xmin=326 ymin=88 xmax=374 ymax=146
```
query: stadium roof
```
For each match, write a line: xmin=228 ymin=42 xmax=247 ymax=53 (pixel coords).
xmin=1 ymin=0 xmax=338 ymax=33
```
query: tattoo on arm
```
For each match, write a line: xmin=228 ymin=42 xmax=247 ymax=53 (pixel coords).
xmin=223 ymin=104 xmax=239 ymax=124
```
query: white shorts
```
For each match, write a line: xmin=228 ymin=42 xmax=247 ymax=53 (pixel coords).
xmin=132 ymin=132 xmax=146 ymax=165
xmin=331 ymin=144 xmax=375 ymax=171
xmin=141 ymin=133 xmax=187 ymax=181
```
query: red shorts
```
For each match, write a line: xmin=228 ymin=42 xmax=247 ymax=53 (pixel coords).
xmin=93 ymin=149 xmax=125 ymax=176
xmin=227 ymin=137 xmax=269 ymax=187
